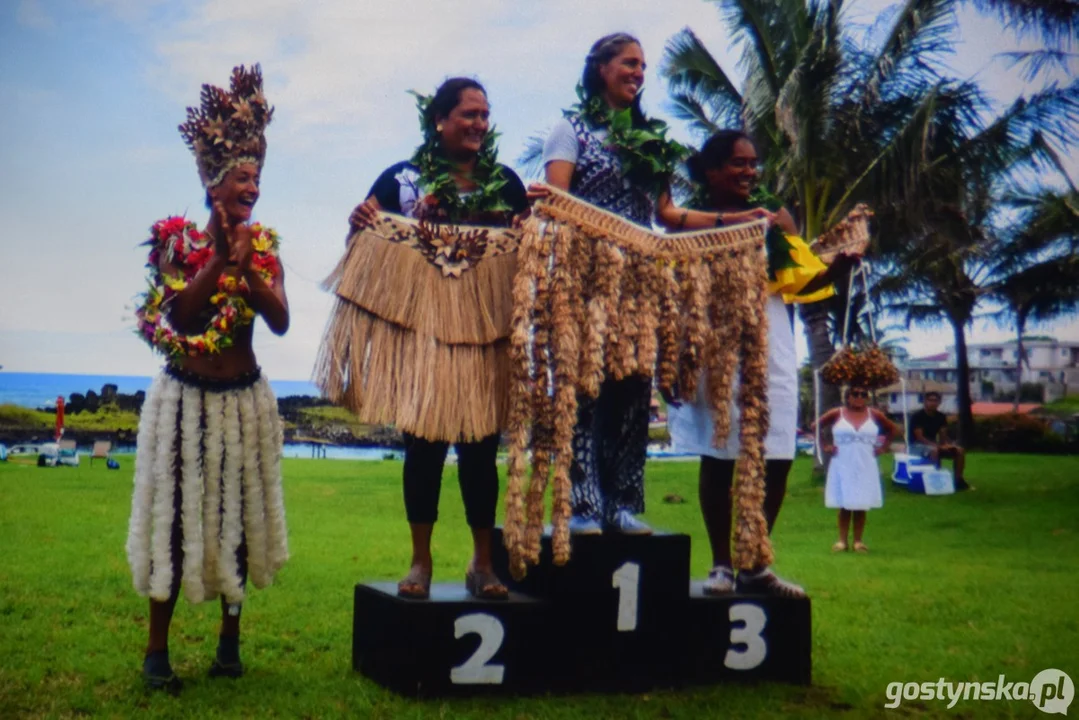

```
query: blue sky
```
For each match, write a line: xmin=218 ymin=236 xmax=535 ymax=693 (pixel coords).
xmin=0 ymin=0 xmax=1075 ymax=380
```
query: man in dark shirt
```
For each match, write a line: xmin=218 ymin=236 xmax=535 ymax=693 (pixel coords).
xmin=908 ymin=391 xmax=971 ymax=491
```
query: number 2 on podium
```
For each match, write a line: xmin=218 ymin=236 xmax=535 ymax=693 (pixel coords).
xmin=450 ymin=613 xmax=505 ymax=685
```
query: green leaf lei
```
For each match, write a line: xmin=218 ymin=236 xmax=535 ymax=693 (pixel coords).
xmin=566 ymin=84 xmax=688 ymax=200
xmin=408 ymin=91 xmax=511 ymax=223
xmin=748 ymin=186 xmax=799 ymax=281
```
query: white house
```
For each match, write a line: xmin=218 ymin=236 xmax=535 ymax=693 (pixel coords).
xmin=897 ymin=338 xmax=1079 ymax=402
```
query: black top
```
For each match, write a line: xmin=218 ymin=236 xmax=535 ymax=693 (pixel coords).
xmin=909 ymin=409 xmax=948 ymax=444
xmin=367 ymin=160 xmax=528 ymax=227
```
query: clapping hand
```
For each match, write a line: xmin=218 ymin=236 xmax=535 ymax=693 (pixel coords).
xmin=215 ymin=202 xmax=253 ymax=270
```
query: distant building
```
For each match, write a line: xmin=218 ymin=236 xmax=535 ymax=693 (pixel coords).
xmin=897 ymin=337 xmax=1079 ymax=403
xmin=878 ymin=379 xmax=958 ymax=414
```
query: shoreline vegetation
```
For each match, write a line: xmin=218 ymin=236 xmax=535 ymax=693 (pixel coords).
xmin=0 ymin=382 xmax=403 ymax=448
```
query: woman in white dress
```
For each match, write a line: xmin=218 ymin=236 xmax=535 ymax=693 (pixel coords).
xmin=813 ymin=386 xmax=899 ymax=552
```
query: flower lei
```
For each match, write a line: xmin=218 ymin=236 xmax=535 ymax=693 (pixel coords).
xmin=135 ymin=216 xmax=281 ymax=357
xmin=567 ymin=84 xmax=688 ymax=200
xmin=407 ymin=91 xmax=511 ymax=224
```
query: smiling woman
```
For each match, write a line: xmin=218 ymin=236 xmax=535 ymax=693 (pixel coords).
xmin=323 ymin=77 xmax=528 ymax=604
xmin=538 ymin=33 xmax=690 ymax=538
xmin=126 ymin=64 xmax=291 ymax=695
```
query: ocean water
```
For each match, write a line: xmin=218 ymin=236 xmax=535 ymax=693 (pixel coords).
xmin=0 ymin=372 xmax=321 ymax=409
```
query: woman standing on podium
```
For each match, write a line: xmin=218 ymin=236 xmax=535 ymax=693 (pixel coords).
xmin=346 ymin=78 xmax=528 ymax=601
xmin=539 ymin=34 xmax=767 ymax=536
xmin=666 ymin=130 xmax=860 ymax=597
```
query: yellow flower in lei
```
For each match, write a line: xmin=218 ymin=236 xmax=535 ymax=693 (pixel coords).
xmin=135 ymin=217 xmax=281 ymax=358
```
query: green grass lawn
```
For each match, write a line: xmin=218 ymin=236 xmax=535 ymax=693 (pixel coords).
xmin=1 ymin=453 xmax=1076 ymax=718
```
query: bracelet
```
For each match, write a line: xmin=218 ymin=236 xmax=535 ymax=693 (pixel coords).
xmin=677 ymin=209 xmax=688 ymax=230
xmin=714 ymin=213 xmax=725 ymax=227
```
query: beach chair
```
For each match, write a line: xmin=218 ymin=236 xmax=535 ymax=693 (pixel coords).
xmin=90 ymin=441 xmax=112 ymax=466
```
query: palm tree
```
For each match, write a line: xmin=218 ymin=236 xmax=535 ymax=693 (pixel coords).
xmin=987 ymin=188 xmax=1079 ymax=410
xmin=661 ymin=0 xmax=1078 ymax=440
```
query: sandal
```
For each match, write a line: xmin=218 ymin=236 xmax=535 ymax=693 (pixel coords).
xmin=853 ymin=542 xmax=869 ymax=554
xmin=735 ymin=567 xmax=807 ymax=599
xmin=465 ymin=568 xmax=508 ymax=600
xmin=703 ymin=565 xmax=735 ymax=596
xmin=832 ymin=541 xmax=848 ymax=552
xmin=397 ymin=566 xmax=432 ymax=599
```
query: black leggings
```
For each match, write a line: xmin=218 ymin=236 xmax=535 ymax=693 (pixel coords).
xmin=700 ymin=457 xmax=793 ymax=532
xmin=402 ymin=432 xmax=500 ymax=529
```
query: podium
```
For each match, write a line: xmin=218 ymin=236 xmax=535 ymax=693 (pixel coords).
xmin=353 ymin=529 xmax=811 ymax=696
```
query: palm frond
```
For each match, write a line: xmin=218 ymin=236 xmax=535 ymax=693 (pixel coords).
xmin=966 ymin=0 xmax=1079 ymax=47
xmin=946 ymin=80 xmax=1079 ymax=191
xmin=661 ymin=28 xmax=745 ymax=137
xmin=775 ymin=0 xmax=843 ymax=178
xmin=998 ymin=49 xmax=1079 ymax=82
xmin=864 ymin=0 xmax=957 ymax=100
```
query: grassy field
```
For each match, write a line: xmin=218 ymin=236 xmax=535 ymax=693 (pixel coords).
xmin=1 ymin=453 xmax=1076 ymax=719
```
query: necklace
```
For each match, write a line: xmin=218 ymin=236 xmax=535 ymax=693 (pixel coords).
xmin=408 ymin=91 xmax=511 ymax=223
xmin=566 ymin=84 xmax=687 ymax=200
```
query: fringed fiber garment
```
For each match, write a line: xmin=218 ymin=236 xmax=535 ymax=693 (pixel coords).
xmin=315 ymin=213 xmax=520 ymax=443
xmin=502 ymin=185 xmax=775 ymax=578
xmin=125 ymin=369 xmax=288 ymax=604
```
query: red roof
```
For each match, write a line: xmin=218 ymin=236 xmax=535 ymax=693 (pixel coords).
xmin=970 ymin=402 xmax=1042 ymax=416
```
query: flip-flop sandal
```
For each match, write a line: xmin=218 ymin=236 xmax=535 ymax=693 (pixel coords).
xmin=397 ymin=568 xmax=432 ymax=599
xmin=853 ymin=542 xmax=869 ymax=553
xmin=465 ymin=569 xmax=508 ymax=600
xmin=832 ymin=541 xmax=849 ymax=552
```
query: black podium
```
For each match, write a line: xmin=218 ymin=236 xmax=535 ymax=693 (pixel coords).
xmin=353 ymin=529 xmax=811 ymax=696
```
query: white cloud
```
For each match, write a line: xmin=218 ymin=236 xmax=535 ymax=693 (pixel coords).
xmin=16 ymin=0 xmax=53 ymax=30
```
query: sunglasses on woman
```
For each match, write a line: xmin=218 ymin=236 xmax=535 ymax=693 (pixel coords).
xmin=849 ymin=390 xmax=868 ymax=398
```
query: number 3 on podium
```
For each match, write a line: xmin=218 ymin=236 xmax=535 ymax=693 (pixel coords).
xmin=724 ymin=603 xmax=767 ymax=670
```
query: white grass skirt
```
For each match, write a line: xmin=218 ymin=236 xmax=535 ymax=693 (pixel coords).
xmin=125 ymin=370 xmax=288 ymax=604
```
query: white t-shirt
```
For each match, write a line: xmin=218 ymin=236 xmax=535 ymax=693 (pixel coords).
xmin=542 ymin=117 xmax=609 ymax=167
